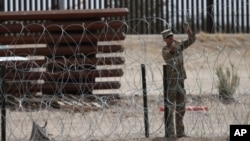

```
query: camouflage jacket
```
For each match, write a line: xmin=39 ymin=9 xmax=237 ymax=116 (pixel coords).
xmin=162 ymin=32 xmax=196 ymax=80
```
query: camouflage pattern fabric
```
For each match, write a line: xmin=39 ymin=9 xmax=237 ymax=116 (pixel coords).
xmin=162 ymin=32 xmax=196 ymax=137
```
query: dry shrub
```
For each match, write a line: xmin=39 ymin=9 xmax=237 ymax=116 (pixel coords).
xmin=215 ymin=64 xmax=239 ymax=102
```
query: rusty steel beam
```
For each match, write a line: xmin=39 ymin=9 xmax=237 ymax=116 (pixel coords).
xmin=0 ymin=8 xmax=129 ymax=21
xmin=0 ymin=21 xmax=126 ymax=34
xmin=0 ymin=60 xmax=45 ymax=69
xmin=0 ymin=32 xmax=125 ymax=44
xmin=0 ymin=45 xmax=124 ymax=56
xmin=0 ymin=57 xmax=125 ymax=68
xmin=4 ymin=69 xmax=124 ymax=80
xmin=4 ymin=81 xmax=121 ymax=94
xmin=51 ymin=57 xmax=125 ymax=66
xmin=45 ymin=57 xmax=125 ymax=70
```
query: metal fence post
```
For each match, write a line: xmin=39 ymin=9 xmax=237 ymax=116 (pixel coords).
xmin=52 ymin=0 xmax=59 ymax=10
xmin=141 ymin=64 xmax=149 ymax=137
xmin=163 ymin=65 xmax=169 ymax=137
xmin=0 ymin=65 xmax=6 ymax=141
xmin=0 ymin=0 xmax=3 ymax=11
xmin=206 ymin=0 xmax=214 ymax=33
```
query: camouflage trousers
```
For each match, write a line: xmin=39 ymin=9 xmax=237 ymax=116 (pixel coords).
xmin=165 ymin=79 xmax=186 ymax=137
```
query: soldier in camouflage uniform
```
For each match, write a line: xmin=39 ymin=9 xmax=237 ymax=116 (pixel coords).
xmin=161 ymin=26 xmax=196 ymax=138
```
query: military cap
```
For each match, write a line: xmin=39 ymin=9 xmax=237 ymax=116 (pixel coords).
xmin=161 ymin=29 xmax=173 ymax=39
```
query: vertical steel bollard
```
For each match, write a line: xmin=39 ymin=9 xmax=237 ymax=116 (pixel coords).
xmin=0 ymin=65 xmax=6 ymax=141
xmin=141 ymin=64 xmax=149 ymax=137
xmin=163 ymin=65 xmax=169 ymax=137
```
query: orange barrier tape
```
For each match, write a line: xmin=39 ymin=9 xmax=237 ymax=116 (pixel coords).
xmin=159 ymin=106 xmax=208 ymax=112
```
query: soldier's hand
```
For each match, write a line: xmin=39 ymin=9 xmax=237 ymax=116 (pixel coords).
xmin=183 ymin=22 xmax=192 ymax=34
xmin=186 ymin=28 xmax=193 ymax=34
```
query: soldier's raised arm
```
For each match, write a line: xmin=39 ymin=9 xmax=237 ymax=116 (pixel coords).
xmin=181 ymin=22 xmax=196 ymax=49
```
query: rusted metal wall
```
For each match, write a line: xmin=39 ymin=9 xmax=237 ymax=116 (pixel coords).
xmin=0 ymin=8 xmax=128 ymax=95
